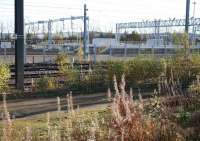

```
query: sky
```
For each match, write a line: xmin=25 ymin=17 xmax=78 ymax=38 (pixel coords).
xmin=0 ymin=0 xmax=199 ymax=32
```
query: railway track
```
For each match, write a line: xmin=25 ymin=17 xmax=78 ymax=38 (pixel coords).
xmin=9 ymin=62 xmax=100 ymax=88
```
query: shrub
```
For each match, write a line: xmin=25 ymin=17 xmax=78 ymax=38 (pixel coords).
xmin=165 ymin=33 xmax=200 ymax=90
xmin=0 ymin=64 xmax=11 ymax=92
xmin=105 ymin=61 xmax=125 ymax=86
xmin=55 ymin=53 xmax=70 ymax=73
xmin=36 ymin=76 xmax=57 ymax=92
xmin=166 ymin=55 xmax=200 ymax=89
xmin=64 ymin=68 xmax=79 ymax=83
xmin=126 ymin=57 xmax=164 ymax=86
xmin=77 ymin=47 xmax=84 ymax=63
xmin=55 ymin=53 xmax=80 ymax=89
xmin=104 ymin=57 xmax=164 ymax=89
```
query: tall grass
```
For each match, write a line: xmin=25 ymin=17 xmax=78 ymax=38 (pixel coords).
xmin=109 ymin=75 xmax=185 ymax=141
xmin=1 ymin=75 xmax=200 ymax=141
xmin=2 ymin=93 xmax=12 ymax=141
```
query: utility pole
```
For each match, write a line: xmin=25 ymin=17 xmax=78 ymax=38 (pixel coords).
xmin=0 ymin=23 xmax=3 ymax=40
xmin=71 ymin=17 xmax=74 ymax=37
xmin=15 ymin=0 xmax=24 ymax=90
xmin=185 ymin=0 xmax=190 ymax=33
xmin=192 ymin=1 xmax=197 ymax=48
xmin=24 ymin=20 xmax=26 ymax=64
xmin=115 ymin=24 xmax=119 ymax=43
xmin=48 ymin=20 xmax=52 ymax=49
xmin=83 ymin=4 xmax=89 ymax=60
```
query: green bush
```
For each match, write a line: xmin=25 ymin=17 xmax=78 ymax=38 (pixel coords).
xmin=0 ymin=63 xmax=11 ymax=92
xmin=56 ymin=53 xmax=80 ymax=84
xmin=166 ymin=55 xmax=200 ymax=89
xmin=126 ymin=57 xmax=164 ymax=86
xmin=105 ymin=61 xmax=125 ymax=86
xmin=102 ymin=57 xmax=164 ymax=90
xmin=36 ymin=76 xmax=57 ymax=92
xmin=54 ymin=54 xmax=200 ymax=94
xmin=64 ymin=68 xmax=79 ymax=83
xmin=55 ymin=53 xmax=70 ymax=74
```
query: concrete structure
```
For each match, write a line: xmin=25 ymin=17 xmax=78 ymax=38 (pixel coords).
xmin=92 ymin=38 xmax=117 ymax=48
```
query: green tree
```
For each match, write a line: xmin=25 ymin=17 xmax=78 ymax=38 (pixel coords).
xmin=121 ymin=31 xmax=142 ymax=41
xmin=130 ymin=31 xmax=142 ymax=41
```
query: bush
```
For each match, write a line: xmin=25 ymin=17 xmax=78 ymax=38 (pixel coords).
xmin=55 ymin=53 xmax=70 ymax=74
xmin=36 ymin=76 xmax=57 ymax=92
xmin=64 ymin=68 xmax=79 ymax=83
xmin=103 ymin=57 xmax=164 ymax=90
xmin=166 ymin=55 xmax=200 ymax=89
xmin=0 ymin=64 xmax=11 ymax=92
xmin=126 ymin=56 xmax=164 ymax=86
xmin=53 ymin=54 xmax=200 ymax=94
xmin=105 ymin=61 xmax=125 ymax=86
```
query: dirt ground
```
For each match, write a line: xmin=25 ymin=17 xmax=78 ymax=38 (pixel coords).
xmin=0 ymin=93 xmax=109 ymax=119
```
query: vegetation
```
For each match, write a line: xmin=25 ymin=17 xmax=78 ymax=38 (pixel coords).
xmin=1 ymin=29 xmax=200 ymax=140
xmin=3 ymin=33 xmax=200 ymax=140
xmin=55 ymin=53 xmax=70 ymax=73
xmin=172 ymin=32 xmax=183 ymax=47
xmin=106 ymin=61 xmax=125 ymax=85
xmin=165 ymin=55 xmax=200 ymax=89
xmin=55 ymin=53 xmax=80 ymax=86
xmin=77 ymin=47 xmax=84 ymax=63
xmin=0 ymin=75 xmax=199 ymax=141
xmin=31 ymin=52 xmax=200 ymax=95
xmin=120 ymin=31 xmax=146 ymax=42
xmin=0 ymin=64 xmax=10 ymax=92
xmin=36 ymin=76 xmax=57 ymax=92
xmin=172 ymin=33 xmax=191 ymax=58
xmin=126 ymin=57 xmax=163 ymax=85
xmin=105 ymin=56 xmax=164 ymax=87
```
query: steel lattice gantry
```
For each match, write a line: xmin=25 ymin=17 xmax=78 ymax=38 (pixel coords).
xmin=116 ymin=18 xmax=200 ymax=29
xmin=116 ymin=18 xmax=200 ymax=41
xmin=25 ymin=16 xmax=89 ymax=48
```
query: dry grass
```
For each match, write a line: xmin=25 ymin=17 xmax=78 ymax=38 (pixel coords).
xmin=109 ymin=75 xmax=186 ymax=141
xmin=0 ymin=75 xmax=199 ymax=141
xmin=2 ymin=93 xmax=12 ymax=141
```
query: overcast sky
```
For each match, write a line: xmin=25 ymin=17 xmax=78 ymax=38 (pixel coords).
xmin=0 ymin=0 xmax=199 ymax=32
